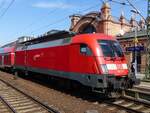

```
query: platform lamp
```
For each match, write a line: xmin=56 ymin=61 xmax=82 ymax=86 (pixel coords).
xmin=131 ymin=9 xmax=139 ymax=76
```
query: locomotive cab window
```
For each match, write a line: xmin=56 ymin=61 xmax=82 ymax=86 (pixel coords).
xmin=80 ymin=44 xmax=92 ymax=56
xmin=98 ymin=40 xmax=124 ymax=57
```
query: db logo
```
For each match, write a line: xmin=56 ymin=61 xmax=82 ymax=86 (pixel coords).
xmin=117 ymin=64 xmax=122 ymax=69
xmin=33 ymin=54 xmax=40 ymax=61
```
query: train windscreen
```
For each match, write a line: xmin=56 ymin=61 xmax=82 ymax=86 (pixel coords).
xmin=98 ymin=40 xmax=124 ymax=57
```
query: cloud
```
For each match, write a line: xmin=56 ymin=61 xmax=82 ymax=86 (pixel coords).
xmin=32 ymin=1 xmax=72 ymax=9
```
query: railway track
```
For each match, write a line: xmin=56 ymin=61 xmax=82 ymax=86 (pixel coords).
xmin=0 ymin=98 xmax=13 ymax=113
xmin=105 ymin=88 xmax=150 ymax=113
xmin=0 ymin=70 xmax=150 ymax=113
xmin=0 ymin=78 xmax=60 ymax=113
xmin=107 ymin=96 xmax=150 ymax=113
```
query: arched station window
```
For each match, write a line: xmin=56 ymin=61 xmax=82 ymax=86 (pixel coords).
xmin=81 ymin=25 xmax=96 ymax=34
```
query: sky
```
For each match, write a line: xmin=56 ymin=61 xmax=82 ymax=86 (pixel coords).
xmin=0 ymin=0 xmax=147 ymax=46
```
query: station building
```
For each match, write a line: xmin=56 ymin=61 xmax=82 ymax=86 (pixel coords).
xmin=70 ymin=2 xmax=147 ymax=73
xmin=118 ymin=30 xmax=147 ymax=73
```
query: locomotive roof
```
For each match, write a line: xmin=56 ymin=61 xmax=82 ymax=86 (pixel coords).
xmin=21 ymin=30 xmax=76 ymax=45
xmin=1 ymin=41 xmax=16 ymax=48
xmin=72 ymin=33 xmax=116 ymax=41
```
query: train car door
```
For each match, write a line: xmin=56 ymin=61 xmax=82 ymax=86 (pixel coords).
xmin=0 ymin=55 xmax=2 ymax=66
xmin=22 ymin=44 xmax=28 ymax=70
xmin=69 ymin=43 xmax=97 ymax=74
xmin=15 ymin=43 xmax=28 ymax=71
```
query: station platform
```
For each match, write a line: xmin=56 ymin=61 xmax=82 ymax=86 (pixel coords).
xmin=135 ymin=73 xmax=145 ymax=80
xmin=134 ymin=81 xmax=150 ymax=92
xmin=130 ymin=73 xmax=150 ymax=90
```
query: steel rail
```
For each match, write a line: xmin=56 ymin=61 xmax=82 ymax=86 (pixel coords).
xmin=0 ymin=95 xmax=17 ymax=113
xmin=105 ymin=100 xmax=143 ymax=113
xmin=0 ymin=78 xmax=60 ymax=113
xmin=105 ymin=89 xmax=150 ymax=113
xmin=123 ymin=88 xmax=150 ymax=104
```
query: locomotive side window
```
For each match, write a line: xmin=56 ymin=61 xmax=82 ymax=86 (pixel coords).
xmin=80 ymin=44 xmax=92 ymax=56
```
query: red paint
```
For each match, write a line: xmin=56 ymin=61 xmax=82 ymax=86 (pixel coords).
xmin=0 ymin=46 xmax=15 ymax=67
xmin=14 ymin=33 xmax=128 ymax=76
xmin=0 ymin=33 xmax=128 ymax=77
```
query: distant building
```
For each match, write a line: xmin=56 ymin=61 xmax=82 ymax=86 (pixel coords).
xmin=69 ymin=2 xmax=147 ymax=73
xmin=70 ymin=2 xmax=134 ymax=36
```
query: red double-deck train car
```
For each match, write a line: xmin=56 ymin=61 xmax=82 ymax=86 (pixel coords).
xmin=0 ymin=42 xmax=16 ymax=69
xmin=12 ymin=30 xmax=139 ymax=95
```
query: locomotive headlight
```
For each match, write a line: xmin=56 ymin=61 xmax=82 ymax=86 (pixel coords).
xmin=101 ymin=64 xmax=108 ymax=74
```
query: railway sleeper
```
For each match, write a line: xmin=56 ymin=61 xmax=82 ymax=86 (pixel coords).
xmin=11 ymin=101 xmax=34 ymax=107
xmin=7 ymin=99 xmax=32 ymax=104
xmin=16 ymin=107 xmax=47 ymax=113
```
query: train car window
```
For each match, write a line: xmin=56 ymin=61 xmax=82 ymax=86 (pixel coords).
xmin=80 ymin=44 xmax=92 ymax=56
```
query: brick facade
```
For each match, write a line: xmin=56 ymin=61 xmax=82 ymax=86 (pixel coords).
xmin=70 ymin=3 xmax=132 ymax=36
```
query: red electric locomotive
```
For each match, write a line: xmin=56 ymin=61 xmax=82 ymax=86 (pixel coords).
xmin=13 ymin=30 xmax=139 ymax=96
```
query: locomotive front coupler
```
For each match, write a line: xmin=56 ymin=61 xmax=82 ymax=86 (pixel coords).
xmin=106 ymin=74 xmax=140 ymax=92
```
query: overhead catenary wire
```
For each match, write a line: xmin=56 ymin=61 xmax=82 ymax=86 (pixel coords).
xmin=0 ymin=0 xmax=15 ymax=19
xmin=25 ymin=9 xmax=58 ymax=29
xmin=11 ymin=3 xmax=101 ymax=37
xmin=76 ymin=4 xmax=100 ymax=15
xmin=29 ymin=0 xmax=138 ymax=36
xmin=13 ymin=0 xmax=145 ymax=36
xmin=30 ymin=3 xmax=100 ymax=32
xmin=15 ymin=0 xmax=145 ymax=37
xmin=108 ymin=0 xmax=130 ymax=6
xmin=135 ymin=0 xmax=147 ymax=4
xmin=126 ymin=0 xmax=146 ymax=22
xmin=0 ymin=0 xmax=6 ymax=11
xmin=11 ymin=3 xmax=71 ymax=38
xmin=107 ymin=0 xmax=129 ymax=19
xmin=99 ymin=0 xmax=105 ymax=4
xmin=30 ymin=16 xmax=69 ymax=35
xmin=15 ymin=8 xmax=59 ymax=36
xmin=28 ymin=3 xmax=102 ymax=35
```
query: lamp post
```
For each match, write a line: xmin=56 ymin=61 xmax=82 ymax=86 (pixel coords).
xmin=134 ymin=26 xmax=138 ymax=76
xmin=131 ymin=9 xmax=138 ymax=76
